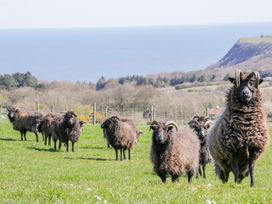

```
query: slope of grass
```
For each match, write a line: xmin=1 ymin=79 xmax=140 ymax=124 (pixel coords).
xmin=0 ymin=118 xmax=271 ymax=203
xmin=239 ymin=36 xmax=272 ymax=44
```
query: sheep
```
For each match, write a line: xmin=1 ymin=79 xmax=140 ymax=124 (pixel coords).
xmin=150 ymin=121 xmax=200 ymax=183
xmin=66 ymin=120 xmax=84 ymax=152
xmin=7 ymin=107 xmax=43 ymax=142
xmin=39 ymin=113 xmax=63 ymax=146
xmin=188 ymin=115 xmax=213 ymax=178
xmin=207 ymin=70 xmax=269 ymax=187
xmin=52 ymin=111 xmax=83 ymax=152
xmin=100 ymin=116 xmax=142 ymax=161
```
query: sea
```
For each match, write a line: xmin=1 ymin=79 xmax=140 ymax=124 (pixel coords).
xmin=0 ymin=22 xmax=272 ymax=82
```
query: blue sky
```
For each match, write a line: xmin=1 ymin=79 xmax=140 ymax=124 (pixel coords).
xmin=0 ymin=0 xmax=272 ymax=29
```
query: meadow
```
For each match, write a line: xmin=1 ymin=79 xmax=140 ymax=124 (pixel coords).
xmin=0 ymin=117 xmax=271 ymax=204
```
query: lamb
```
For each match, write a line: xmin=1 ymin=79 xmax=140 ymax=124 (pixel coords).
xmin=52 ymin=111 xmax=83 ymax=152
xmin=150 ymin=121 xmax=200 ymax=183
xmin=188 ymin=115 xmax=213 ymax=178
xmin=100 ymin=116 xmax=142 ymax=161
xmin=208 ymin=70 xmax=269 ymax=187
xmin=7 ymin=107 xmax=43 ymax=142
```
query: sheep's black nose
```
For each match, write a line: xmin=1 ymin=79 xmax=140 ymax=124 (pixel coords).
xmin=242 ymin=89 xmax=250 ymax=96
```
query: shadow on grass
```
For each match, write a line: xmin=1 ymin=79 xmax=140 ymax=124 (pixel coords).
xmin=64 ymin=156 xmax=115 ymax=161
xmin=27 ymin=146 xmax=57 ymax=152
xmin=80 ymin=146 xmax=106 ymax=150
xmin=0 ymin=137 xmax=17 ymax=142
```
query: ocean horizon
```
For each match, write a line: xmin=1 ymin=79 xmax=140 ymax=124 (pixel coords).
xmin=0 ymin=22 xmax=272 ymax=82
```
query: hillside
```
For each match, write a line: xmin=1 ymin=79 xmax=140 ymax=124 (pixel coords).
xmin=208 ymin=36 xmax=272 ymax=72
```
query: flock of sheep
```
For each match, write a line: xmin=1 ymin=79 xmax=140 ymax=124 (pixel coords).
xmin=5 ymin=70 xmax=269 ymax=187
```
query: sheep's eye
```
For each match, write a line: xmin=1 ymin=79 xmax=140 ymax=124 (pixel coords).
xmin=249 ymin=80 xmax=255 ymax=87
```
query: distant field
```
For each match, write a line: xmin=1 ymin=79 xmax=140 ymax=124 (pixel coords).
xmin=0 ymin=118 xmax=272 ymax=203
xmin=239 ymin=36 xmax=272 ymax=44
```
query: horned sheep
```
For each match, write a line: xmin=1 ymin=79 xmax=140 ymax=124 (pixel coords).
xmin=208 ymin=70 xmax=269 ymax=187
xmin=188 ymin=115 xmax=213 ymax=178
xmin=150 ymin=121 xmax=200 ymax=183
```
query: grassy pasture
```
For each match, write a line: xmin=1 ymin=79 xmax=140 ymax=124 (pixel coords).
xmin=0 ymin=118 xmax=272 ymax=204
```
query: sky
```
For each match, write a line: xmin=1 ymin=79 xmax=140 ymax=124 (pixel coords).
xmin=0 ymin=0 xmax=272 ymax=29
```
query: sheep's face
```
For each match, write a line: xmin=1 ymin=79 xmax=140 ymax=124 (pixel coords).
xmin=229 ymin=71 xmax=263 ymax=104
xmin=64 ymin=111 xmax=78 ymax=127
xmin=150 ymin=121 xmax=173 ymax=144
xmin=188 ymin=116 xmax=212 ymax=141
xmin=101 ymin=116 xmax=119 ymax=129
xmin=7 ymin=107 xmax=19 ymax=122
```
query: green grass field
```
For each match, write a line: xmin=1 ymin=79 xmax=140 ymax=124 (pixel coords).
xmin=0 ymin=118 xmax=271 ymax=204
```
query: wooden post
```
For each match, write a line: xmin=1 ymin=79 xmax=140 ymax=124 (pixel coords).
xmin=36 ymin=101 xmax=40 ymax=111
xmin=151 ymin=105 xmax=154 ymax=121
xmin=51 ymin=104 xmax=55 ymax=113
xmin=205 ymin=107 xmax=209 ymax=117
xmin=93 ymin=103 xmax=97 ymax=125
xmin=105 ymin=106 xmax=108 ymax=118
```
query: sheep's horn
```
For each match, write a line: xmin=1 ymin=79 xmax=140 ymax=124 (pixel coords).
xmin=165 ymin=120 xmax=178 ymax=131
xmin=111 ymin=116 xmax=120 ymax=120
xmin=235 ymin=70 xmax=241 ymax=87
xmin=150 ymin=120 xmax=159 ymax=126
xmin=192 ymin=115 xmax=200 ymax=123
xmin=253 ymin=72 xmax=260 ymax=88
xmin=205 ymin=120 xmax=213 ymax=128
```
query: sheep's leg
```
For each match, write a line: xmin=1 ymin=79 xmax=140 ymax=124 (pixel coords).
xmin=158 ymin=171 xmax=167 ymax=183
xmin=128 ymin=149 xmax=131 ymax=160
xmin=44 ymin=134 xmax=47 ymax=145
xmin=54 ymin=141 xmax=57 ymax=150
xmin=115 ymin=148 xmax=118 ymax=161
xmin=72 ymin=142 xmax=75 ymax=152
xmin=49 ymin=135 xmax=51 ymax=146
xmin=171 ymin=175 xmax=180 ymax=183
xmin=20 ymin=131 xmax=24 ymax=141
xmin=107 ymin=142 xmax=110 ymax=148
xmin=249 ymin=159 xmax=255 ymax=188
xmin=187 ymin=170 xmax=194 ymax=183
xmin=58 ymin=141 xmax=62 ymax=150
xmin=66 ymin=141 xmax=69 ymax=152
xmin=216 ymin=164 xmax=229 ymax=183
xmin=202 ymin=163 xmax=206 ymax=178
xmin=120 ymin=149 xmax=123 ymax=161
xmin=198 ymin=166 xmax=203 ymax=177
xmin=34 ymin=131 xmax=39 ymax=143
xmin=123 ymin=149 xmax=126 ymax=160
xmin=231 ymin=160 xmax=239 ymax=183
xmin=24 ymin=131 xmax=27 ymax=141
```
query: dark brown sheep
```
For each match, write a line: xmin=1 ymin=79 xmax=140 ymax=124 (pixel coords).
xmin=150 ymin=121 xmax=200 ymax=183
xmin=188 ymin=115 xmax=213 ymax=178
xmin=101 ymin=116 xmax=142 ymax=161
xmin=52 ymin=111 xmax=83 ymax=152
xmin=40 ymin=113 xmax=63 ymax=146
xmin=7 ymin=107 xmax=43 ymax=142
xmin=208 ymin=70 xmax=269 ymax=187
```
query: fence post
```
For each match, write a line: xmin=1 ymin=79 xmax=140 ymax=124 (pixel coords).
xmin=93 ymin=102 xmax=97 ymax=125
xmin=36 ymin=101 xmax=40 ymax=112
xmin=205 ymin=107 xmax=209 ymax=117
xmin=51 ymin=104 xmax=55 ymax=113
xmin=105 ymin=106 xmax=108 ymax=118
xmin=151 ymin=105 xmax=154 ymax=121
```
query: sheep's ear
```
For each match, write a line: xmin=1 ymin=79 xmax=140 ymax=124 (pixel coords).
xmin=228 ymin=77 xmax=235 ymax=84
xmin=205 ymin=120 xmax=213 ymax=129
xmin=150 ymin=120 xmax=158 ymax=130
xmin=188 ymin=120 xmax=198 ymax=128
xmin=79 ymin=121 xmax=85 ymax=127
xmin=259 ymin=79 xmax=263 ymax=85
